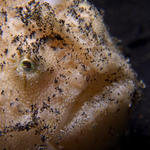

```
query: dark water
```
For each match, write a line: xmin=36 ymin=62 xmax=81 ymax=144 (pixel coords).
xmin=89 ymin=0 xmax=150 ymax=149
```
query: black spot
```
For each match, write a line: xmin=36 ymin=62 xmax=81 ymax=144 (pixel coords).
xmin=54 ymin=78 xmax=58 ymax=84
xmin=47 ymin=97 xmax=51 ymax=102
xmin=41 ymin=135 xmax=47 ymax=143
xmin=54 ymin=34 xmax=63 ymax=41
xmin=0 ymin=26 xmax=3 ymax=36
xmin=16 ymin=46 xmax=24 ymax=55
xmin=55 ymin=87 xmax=63 ymax=93
xmin=4 ymin=49 xmax=8 ymax=55
xmin=0 ymin=131 xmax=2 ymax=136
xmin=1 ymin=90 xmax=4 ymax=95
xmin=11 ymin=36 xmax=19 ymax=43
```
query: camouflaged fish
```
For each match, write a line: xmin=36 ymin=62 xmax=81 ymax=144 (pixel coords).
xmin=0 ymin=0 xmax=142 ymax=150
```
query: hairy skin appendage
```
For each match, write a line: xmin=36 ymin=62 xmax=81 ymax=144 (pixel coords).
xmin=0 ymin=0 xmax=143 ymax=150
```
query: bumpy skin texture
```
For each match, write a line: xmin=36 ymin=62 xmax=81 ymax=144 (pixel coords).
xmin=0 ymin=0 xmax=140 ymax=150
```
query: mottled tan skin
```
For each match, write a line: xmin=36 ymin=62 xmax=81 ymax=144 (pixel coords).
xmin=0 ymin=0 xmax=140 ymax=150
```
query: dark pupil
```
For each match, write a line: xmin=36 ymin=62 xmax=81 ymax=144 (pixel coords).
xmin=22 ymin=61 xmax=32 ymax=69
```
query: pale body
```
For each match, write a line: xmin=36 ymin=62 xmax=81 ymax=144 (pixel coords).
xmin=0 ymin=0 xmax=140 ymax=150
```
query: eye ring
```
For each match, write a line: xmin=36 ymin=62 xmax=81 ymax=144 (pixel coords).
xmin=20 ymin=58 xmax=35 ymax=72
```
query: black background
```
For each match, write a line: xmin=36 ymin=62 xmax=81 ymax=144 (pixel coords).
xmin=89 ymin=0 xmax=150 ymax=149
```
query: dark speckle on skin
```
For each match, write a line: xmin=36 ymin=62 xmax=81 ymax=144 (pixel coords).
xmin=4 ymin=49 xmax=8 ymax=55
xmin=0 ymin=26 xmax=3 ymax=36
xmin=1 ymin=90 xmax=4 ymax=95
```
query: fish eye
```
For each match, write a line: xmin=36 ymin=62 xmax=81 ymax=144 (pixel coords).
xmin=20 ymin=58 xmax=35 ymax=72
